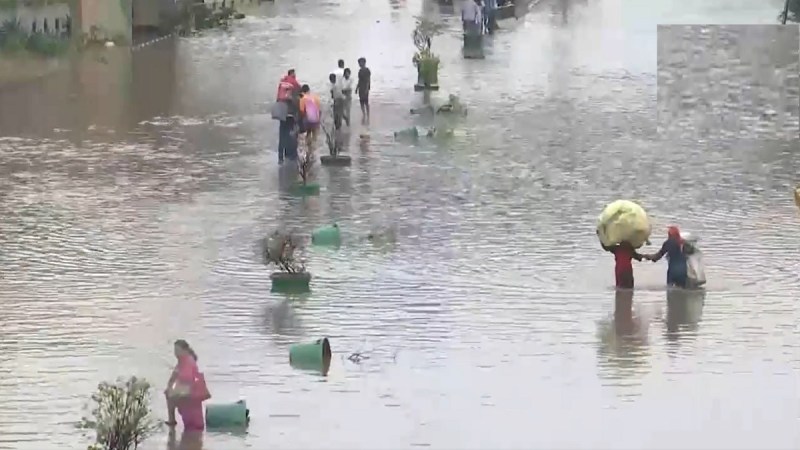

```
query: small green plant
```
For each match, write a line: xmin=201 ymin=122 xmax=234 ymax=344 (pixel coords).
xmin=78 ymin=377 xmax=160 ymax=450
xmin=321 ymin=109 xmax=342 ymax=156
xmin=297 ymin=145 xmax=315 ymax=185
xmin=411 ymin=17 xmax=443 ymax=87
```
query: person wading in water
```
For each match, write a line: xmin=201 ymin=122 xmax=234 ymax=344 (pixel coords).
xmin=601 ymin=239 xmax=649 ymax=289
xmin=355 ymin=57 xmax=371 ymax=125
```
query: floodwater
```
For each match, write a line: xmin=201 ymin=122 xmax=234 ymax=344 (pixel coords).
xmin=657 ymin=24 xmax=799 ymax=140
xmin=0 ymin=0 xmax=798 ymax=449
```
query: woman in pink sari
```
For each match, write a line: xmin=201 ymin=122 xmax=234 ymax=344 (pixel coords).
xmin=165 ymin=339 xmax=210 ymax=431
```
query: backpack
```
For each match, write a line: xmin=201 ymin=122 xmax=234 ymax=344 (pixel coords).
xmin=277 ymin=81 xmax=294 ymax=102
xmin=304 ymin=97 xmax=320 ymax=124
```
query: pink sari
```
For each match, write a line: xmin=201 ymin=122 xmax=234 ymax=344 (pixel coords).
xmin=174 ymin=354 xmax=209 ymax=431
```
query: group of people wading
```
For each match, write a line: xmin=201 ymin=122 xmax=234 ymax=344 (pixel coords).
xmin=273 ymin=58 xmax=372 ymax=163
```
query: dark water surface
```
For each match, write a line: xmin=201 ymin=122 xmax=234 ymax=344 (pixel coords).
xmin=0 ymin=1 xmax=798 ymax=449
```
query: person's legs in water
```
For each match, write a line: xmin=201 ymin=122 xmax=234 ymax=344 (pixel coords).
xmin=333 ymin=99 xmax=344 ymax=130
xmin=284 ymin=116 xmax=298 ymax=161
xmin=305 ymin=122 xmax=319 ymax=152
xmin=615 ymin=270 xmax=634 ymax=289
xmin=277 ymin=120 xmax=288 ymax=164
xmin=177 ymin=398 xmax=205 ymax=431
xmin=343 ymin=94 xmax=352 ymax=127
xmin=165 ymin=393 xmax=177 ymax=426
xmin=667 ymin=268 xmax=689 ymax=288
xmin=359 ymin=94 xmax=370 ymax=125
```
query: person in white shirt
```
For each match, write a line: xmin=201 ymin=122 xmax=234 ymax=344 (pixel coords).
xmin=329 ymin=73 xmax=345 ymax=130
xmin=461 ymin=0 xmax=482 ymax=34
xmin=334 ymin=59 xmax=345 ymax=83
xmin=340 ymin=68 xmax=354 ymax=127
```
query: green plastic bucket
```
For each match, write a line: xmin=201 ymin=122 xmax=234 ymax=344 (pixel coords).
xmin=290 ymin=182 xmax=320 ymax=196
xmin=394 ymin=127 xmax=419 ymax=139
xmin=270 ymin=272 xmax=312 ymax=293
xmin=312 ymin=224 xmax=341 ymax=246
xmin=289 ymin=337 xmax=332 ymax=375
xmin=205 ymin=400 xmax=250 ymax=429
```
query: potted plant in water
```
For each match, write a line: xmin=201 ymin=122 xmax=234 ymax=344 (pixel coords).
xmin=412 ymin=17 xmax=443 ymax=91
xmin=264 ymin=230 xmax=312 ymax=293
xmin=79 ymin=376 xmax=160 ymax=450
xmin=320 ymin=110 xmax=351 ymax=166
xmin=290 ymin=141 xmax=321 ymax=196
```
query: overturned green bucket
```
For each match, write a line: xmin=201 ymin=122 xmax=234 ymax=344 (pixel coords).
xmin=290 ymin=182 xmax=320 ymax=197
xmin=289 ymin=337 xmax=332 ymax=375
xmin=312 ymin=224 xmax=341 ymax=246
xmin=270 ymin=272 xmax=312 ymax=293
xmin=206 ymin=400 xmax=250 ymax=429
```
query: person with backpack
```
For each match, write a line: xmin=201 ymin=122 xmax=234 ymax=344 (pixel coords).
xmin=273 ymin=69 xmax=301 ymax=164
xmin=299 ymin=84 xmax=322 ymax=151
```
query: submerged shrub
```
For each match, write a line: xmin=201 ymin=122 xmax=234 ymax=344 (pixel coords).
xmin=79 ymin=377 xmax=160 ymax=450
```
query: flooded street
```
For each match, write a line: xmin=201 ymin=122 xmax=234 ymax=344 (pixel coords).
xmin=0 ymin=0 xmax=798 ymax=449
xmin=658 ymin=24 xmax=799 ymax=140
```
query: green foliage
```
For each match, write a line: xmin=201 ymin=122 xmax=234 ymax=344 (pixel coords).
xmin=26 ymin=32 xmax=69 ymax=56
xmin=411 ymin=16 xmax=442 ymax=86
xmin=412 ymin=16 xmax=444 ymax=52
xmin=1 ymin=19 xmax=69 ymax=56
xmin=417 ymin=55 xmax=440 ymax=86
xmin=78 ymin=377 xmax=160 ymax=450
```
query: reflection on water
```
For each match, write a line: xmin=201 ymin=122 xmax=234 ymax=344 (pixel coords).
xmin=596 ymin=290 xmax=652 ymax=392
xmin=665 ymin=288 xmax=705 ymax=341
xmin=0 ymin=0 xmax=798 ymax=449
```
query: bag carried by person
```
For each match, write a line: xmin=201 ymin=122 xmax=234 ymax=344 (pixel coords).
xmin=193 ymin=372 xmax=212 ymax=401
xmin=686 ymin=250 xmax=706 ymax=287
xmin=168 ymin=372 xmax=212 ymax=401
xmin=271 ymin=101 xmax=288 ymax=121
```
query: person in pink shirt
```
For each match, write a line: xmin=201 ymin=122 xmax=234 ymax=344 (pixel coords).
xmin=276 ymin=69 xmax=301 ymax=101
xmin=165 ymin=340 xmax=211 ymax=431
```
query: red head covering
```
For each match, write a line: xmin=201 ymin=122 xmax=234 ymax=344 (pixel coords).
xmin=667 ymin=226 xmax=683 ymax=244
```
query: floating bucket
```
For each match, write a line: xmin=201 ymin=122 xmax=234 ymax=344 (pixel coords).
xmin=270 ymin=272 xmax=312 ymax=293
xmin=312 ymin=224 xmax=341 ymax=246
xmin=289 ymin=337 xmax=332 ymax=375
xmin=394 ymin=127 xmax=420 ymax=139
xmin=205 ymin=400 xmax=250 ymax=429
xmin=290 ymin=182 xmax=320 ymax=196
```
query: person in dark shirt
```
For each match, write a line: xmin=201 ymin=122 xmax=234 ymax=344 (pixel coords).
xmin=601 ymin=238 xmax=648 ymax=289
xmin=644 ymin=226 xmax=689 ymax=288
xmin=355 ymin=57 xmax=371 ymax=125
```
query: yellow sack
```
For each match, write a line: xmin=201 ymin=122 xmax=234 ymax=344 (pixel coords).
xmin=596 ymin=200 xmax=652 ymax=249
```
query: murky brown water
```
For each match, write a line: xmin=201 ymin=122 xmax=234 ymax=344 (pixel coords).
xmin=0 ymin=1 xmax=798 ymax=449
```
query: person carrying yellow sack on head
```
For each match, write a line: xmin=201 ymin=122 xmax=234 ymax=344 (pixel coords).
xmin=596 ymin=200 xmax=652 ymax=289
